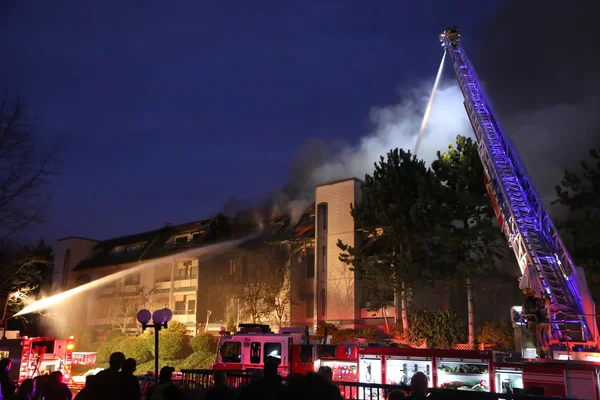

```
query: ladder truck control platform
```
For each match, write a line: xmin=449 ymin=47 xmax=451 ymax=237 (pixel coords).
xmin=439 ymin=27 xmax=598 ymax=359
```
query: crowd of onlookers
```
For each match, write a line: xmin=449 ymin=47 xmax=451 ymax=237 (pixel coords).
xmin=0 ymin=358 xmax=72 ymax=400
xmin=0 ymin=352 xmax=506 ymax=400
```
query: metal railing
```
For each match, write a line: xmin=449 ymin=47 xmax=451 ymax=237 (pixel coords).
xmin=180 ymin=369 xmax=574 ymax=399
xmin=517 ymin=312 xmax=599 ymax=356
xmin=181 ymin=369 xmax=252 ymax=389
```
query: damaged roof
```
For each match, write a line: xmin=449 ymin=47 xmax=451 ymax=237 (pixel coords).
xmin=73 ymin=203 xmax=317 ymax=271
xmin=73 ymin=218 xmax=215 ymax=271
xmin=264 ymin=203 xmax=315 ymax=243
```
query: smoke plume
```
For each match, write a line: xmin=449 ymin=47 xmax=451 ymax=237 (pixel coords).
xmin=307 ymin=83 xmax=472 ymax=188
xmin=230 ymin=0 xmax=600 ymax=225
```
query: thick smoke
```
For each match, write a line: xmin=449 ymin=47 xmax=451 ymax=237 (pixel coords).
xmin=232 ymin=0 xmax=600 ymax=226
xmin=251 ymin=80 xmax=473 ymax=224
xmin=309 ymin=83 xmax=472 ymax=187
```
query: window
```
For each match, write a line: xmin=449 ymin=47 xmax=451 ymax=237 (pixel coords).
xmin=220 ymin=342 xmax=241 ymax=363
xmin=229 ymin=259 xmax=238 ymax=277
xmin=33 ymin=340 xmax=55 ymax=354
xmin=362 ymin=286 xmax=394 ymax=307
xmin=112 ymin=242 xmax=147 ymax=253
xmin=177 ymin=261 xmax=197 ymax=279
xmin=250 ymin=342 xmax=261 ymax=364
xmin=172 ymin=232 xmax=201 ymax=244
xmin=187 ymin=300 xmax=196 ymax=314
xmin=175 ymin=295 xmax=196 ymax=314
xmin=306 ymin=253 xmax=315 ymax=278
xmin=300 ymin=345 xmax=313 ymax=363
xmin=263 ymin=342 xmax=282 ymax=363
xmin=317 ymin=203 xmax=327 ymax=232
xmin=320 ymin=289 xmax=326 ymax=317
xmin=321 ymin=245 xmax=327 ymax=273
xmin=175 ymin=301 xmax=186 ymax=313
xmin=124 ymin=273 xmax=140 ymax=286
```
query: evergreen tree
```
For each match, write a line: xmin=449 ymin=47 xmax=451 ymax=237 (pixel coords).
xmin=338 ymin=148 xmax=448 ymax=331
xmin=554 ymin=148 xmax=600 ymax=295
xmin=432 ymin=136 xmax=506 ymax=347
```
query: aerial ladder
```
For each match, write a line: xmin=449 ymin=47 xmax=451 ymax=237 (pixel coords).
xmin=439 ymin=28 xmax=598 ymax=356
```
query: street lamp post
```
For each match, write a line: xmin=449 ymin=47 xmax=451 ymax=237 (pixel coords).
xmin=137 ymin=307 xmax=172 ymax=381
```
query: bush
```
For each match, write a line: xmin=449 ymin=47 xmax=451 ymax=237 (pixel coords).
xmin=361 ymin=328 xmax=378 ymax=342
xmin=113 ymin=336 xmax=152 ymax=363
xmin=179 ymin=351 xmax=214 ymax=370
xmin=331 ymin=329 xmax=357 ymax=344
xmin=190 ymin=333 xmax=217 ymax=353
xmin=406 ymin=309 xmax=466 ymax=349
xmin=145 ymin=321 xmax=192 ymax=360
xmin=96 ymin=336 xmax=127 ymax=363
xmin=316 ymin=322 xmax=339 ymax=336
xmin=477 ymin=320 xmax=514 ymax=351
xmin=107 ymin=330 xmax=125 ymax=341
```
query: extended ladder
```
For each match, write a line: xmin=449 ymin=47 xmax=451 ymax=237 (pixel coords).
xmin=440 ymin=29 xmax=594 ymax=346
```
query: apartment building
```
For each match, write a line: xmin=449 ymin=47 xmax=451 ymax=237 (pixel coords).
xmin=49 ymin=178 xmax=520 ymax=338
xmin=50 ymin=209 xmax=316 ymax=338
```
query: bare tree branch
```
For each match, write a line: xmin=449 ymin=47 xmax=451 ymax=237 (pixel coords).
xmin=0 ymin=97 xmax=55 ymax=239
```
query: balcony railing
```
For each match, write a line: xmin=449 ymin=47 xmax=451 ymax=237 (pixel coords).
xmin=173 ymin=310 xmax=196 ymax=315
xmin=175 ymin=274 xmax=198 ymax=281
xmin=155 ymin=274 xmax=198 ymax=284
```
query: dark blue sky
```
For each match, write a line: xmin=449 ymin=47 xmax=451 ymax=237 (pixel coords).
xmin=1 ymin=1 xmax=503 ymax=243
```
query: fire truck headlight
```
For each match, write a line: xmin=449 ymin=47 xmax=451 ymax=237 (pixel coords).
xmin=67 ymin=344 xmax=74 ymax=351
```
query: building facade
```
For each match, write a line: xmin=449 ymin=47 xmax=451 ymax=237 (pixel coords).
xmin=49 ymin=177 xmax=520 ymax=338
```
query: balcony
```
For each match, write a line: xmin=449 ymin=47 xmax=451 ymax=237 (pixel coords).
xmin=172 ymin=312 xmax=196 ymax=326
xmin=360 ymin=306 xmax=396 ymax=320
xmin=173 ymin=310 xmax=195 ymax=315
xmin=175 ymin=274 xmax=197 ymax=281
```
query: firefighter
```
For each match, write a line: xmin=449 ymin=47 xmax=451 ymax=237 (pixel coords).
xmin=522 ymin=288 xmax=540 ymax=319
xmin=522 ymin=288 xmax=549 ymax=357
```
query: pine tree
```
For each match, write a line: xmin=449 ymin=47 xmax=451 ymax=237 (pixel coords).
xmin=432 ymin=136 xmax=507 ymax=348
xmin=338 ymin=148 xmax=447 ymax=332
xmin=555 ymin=148 xmax=600 ymax=296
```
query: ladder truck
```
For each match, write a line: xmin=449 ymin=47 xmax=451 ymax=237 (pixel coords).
xmin=439 ymin=27 xmax=598 ymax=358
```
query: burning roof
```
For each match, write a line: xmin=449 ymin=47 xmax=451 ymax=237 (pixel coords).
xmin=73 ymin=218 xmax=217 ymax=271
xmin=263 ymin=203 xmax=315 ymax=243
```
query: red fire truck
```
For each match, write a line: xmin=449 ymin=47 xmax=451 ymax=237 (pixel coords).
xmin=214 ymin=325 xmax=600 ymax=398
xmin=0 ymin=335 xmax=87 ymax=383
xmin=213 ymin=324 xmax=314 ymax=377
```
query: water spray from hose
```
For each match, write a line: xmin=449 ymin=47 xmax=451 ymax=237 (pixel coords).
xmin=15 ymin=236 xmax=256 ymax=316
xmin=414 ymin=51 xmax=446 ymax=156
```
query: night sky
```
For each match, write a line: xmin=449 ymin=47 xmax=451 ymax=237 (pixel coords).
xmin=1 ymin=1 xmax=597 ymax=245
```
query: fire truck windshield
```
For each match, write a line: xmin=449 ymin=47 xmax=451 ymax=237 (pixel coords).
xmin=264 ymin=343 xmax=282 ymax=362
xmin=34 ymin=340 xmax=55 ymax=353
xmin=220 ymin=342 xmax=241 ymax=363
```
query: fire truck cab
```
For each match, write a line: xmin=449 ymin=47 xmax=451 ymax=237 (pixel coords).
xmin=213 ymin=324 xmax=315 ymax=377
xmin=0 ymin=335 xmax=76 ymax=382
